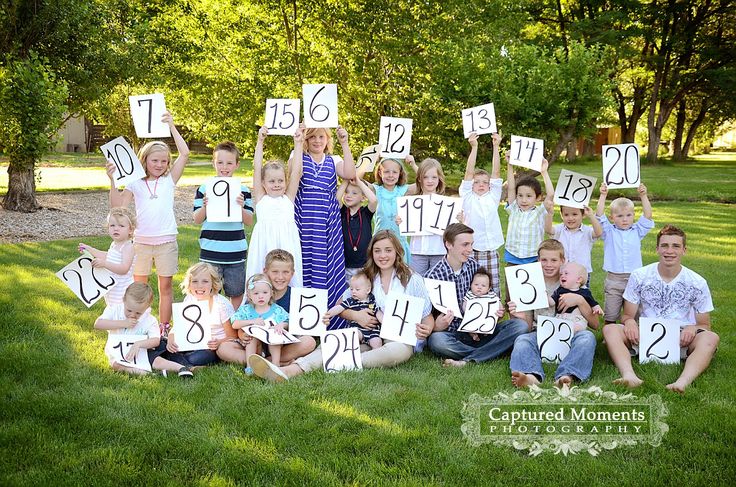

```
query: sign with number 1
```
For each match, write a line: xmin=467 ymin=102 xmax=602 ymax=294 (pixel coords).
xmin=302 ymin=84 xmax=338 ymax=128
xmin=172 ymin=302 xmax=214 ymax=352
xmin=100 ymin=136 xmax=145 ymax=188
xmin=553 ymin=169 xmax=596 ymax=209
xmin=423 ymin=278 xmax=463 ymax=318
xmin=129 ymin=93 xmax=170 ymax=138
xmin=505 ymin=262 xmax=548 ymax=312
xmin=206 ymin=177 xmax=241 ymax=223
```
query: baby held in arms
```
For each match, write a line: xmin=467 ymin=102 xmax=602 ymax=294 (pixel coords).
xmin=549 ymin=262 xmax=603 ymax=332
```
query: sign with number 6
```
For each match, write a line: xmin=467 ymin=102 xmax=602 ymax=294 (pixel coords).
xmin=553 ymin=169 xmax=596 ymax=209
xmin=100 ymin=136 xmax=145 ymax=188
xmin=505 ymin=262 xmax=548 ymax=312
xmin=302 ymin=84 xmax=338 ymax=128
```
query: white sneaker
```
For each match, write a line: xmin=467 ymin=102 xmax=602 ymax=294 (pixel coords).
xmin=247 ymin=355 xmax=288 ymax=383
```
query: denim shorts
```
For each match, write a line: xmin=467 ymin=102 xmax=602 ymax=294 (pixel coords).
xmin=207 ymin=260 xmax=246 ymax=297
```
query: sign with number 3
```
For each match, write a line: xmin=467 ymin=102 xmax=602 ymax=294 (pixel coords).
xmin=504 ymin=262 xmax=548 ymax=312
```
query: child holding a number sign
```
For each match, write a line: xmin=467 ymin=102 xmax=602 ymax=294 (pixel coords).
xmin=595 ymin=182 xmax=654 ymax=323
xmin=165 ymin=263 xmax=246 ymax=366
xmin=504 ymin=158 xmax=554 ymax=267
xmin=459 ymin=132 xmax=505 ymax=297
xmin=245 ymin=126 xmax=303 ymax=287
xmin=543 ymin=203 xmax=603 ymax=286
xmin=337 ymin=178 xmax=377 ymax=281
xmin=291 ymin=125 xmax=356 ymax=325
xmin=79 ymin=207 xmax=136 ymax=305
xmin=367 ymin=158 xmax=411 ymax=263
xmin=96 ymin=282 xmax=193 ymax=377
xmin=404 ymin=156 xmax=449 ymax=274
xmin=107 ymin=111 xmax=190 ymax=335
xmin=193 ymin=141 xmax=254 ymax=310
xmin=231 ymin=274 xmax=290 ymax=378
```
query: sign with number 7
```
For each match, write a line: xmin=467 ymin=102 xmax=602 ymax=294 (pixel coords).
xmin=129 ymin=93 xmax=171 ymax=138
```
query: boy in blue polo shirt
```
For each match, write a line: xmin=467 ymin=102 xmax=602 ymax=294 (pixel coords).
xmin=193 ymin=141 xmax=254 ymax=309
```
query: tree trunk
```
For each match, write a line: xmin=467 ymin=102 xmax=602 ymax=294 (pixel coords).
xmin=2 ymin=159 xmax=39 ymax=212
xmin=681 ymin=102 xmax=709 ymax=159
xmin=549 ymin=126 xmax=576 ymax=164
xmin=672 ymin=99 xmax=687 ymax=160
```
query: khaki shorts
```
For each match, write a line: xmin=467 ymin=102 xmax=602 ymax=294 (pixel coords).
xmin=133 ymin=240 xmax=178 ymax=277
xmin=603 ymin=272 xmax=630 ymax=322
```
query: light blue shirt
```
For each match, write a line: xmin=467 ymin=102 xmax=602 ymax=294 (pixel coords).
xmin=598 ymin=215 xmax=654 ymax=273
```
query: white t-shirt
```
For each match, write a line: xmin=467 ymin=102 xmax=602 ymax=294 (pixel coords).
xmin=459 ymin=179 xmax=504 ymax=251
xmin=126 ymin=175 xmax=178 ymax=238
xmin=552 ymin=223 xmax=597 ymax=273
xmin=623 ymin=263 xmax=714 ymax=325
xmin=183 ymin=294 xmax=235 ymax=340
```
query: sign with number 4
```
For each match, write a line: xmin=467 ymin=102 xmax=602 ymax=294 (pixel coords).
xmin=100 ymin=136 xmax=145 ymax=189
xmin=553 ymin=169 xmax=596 ymax=209
xmin=56 ymin=255 xmax=117 ymax=308
xmin=536 ymin=315 xmax=574 ymax=363
xmin=505 ymin=262 xmax=548 ymax=312
xmin=302 ymin=84 xmax=338 ymax=128
xmin=289 ymin=288 xmax=328 ymax=336
xmin=129 ymin=93 xmax=170 ymax=138
xmin=639 ymin=318 xmax=681 ymax=364
xmin=206 ymin=177 xmax=241 ymax=223
xmin=322 ymin=328 xmax=363 ymax=372
xmin=509 ymin=135 xmax=544 ymax=172
xmin=172 ymin=302 xmax=214 ymax=352
xmin=380 ymin=294 xmax=423 ymax=346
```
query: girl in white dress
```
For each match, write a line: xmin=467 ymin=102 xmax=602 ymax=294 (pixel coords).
xmin=245 ymin=125 xmax=303 ymax=286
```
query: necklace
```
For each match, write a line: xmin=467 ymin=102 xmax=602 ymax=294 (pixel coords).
xmin=345 ymin=207 xmax=363 ymax=252
xmin=144 ymin=177 xmax=160 ymax=199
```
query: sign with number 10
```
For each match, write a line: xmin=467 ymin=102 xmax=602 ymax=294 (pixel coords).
xmin=100 ymin=136 xmax=145 ymax=189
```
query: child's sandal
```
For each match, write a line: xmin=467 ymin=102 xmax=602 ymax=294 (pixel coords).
xmin=177 ymin=366 xmax=194 ymax=378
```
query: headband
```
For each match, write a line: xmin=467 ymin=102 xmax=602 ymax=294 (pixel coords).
xmin=247 ymin=277 xmax=272 ymax=290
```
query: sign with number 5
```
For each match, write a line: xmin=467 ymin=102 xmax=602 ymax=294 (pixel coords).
xmin=504 ymin=262 xmax=548 ymax=312
xmin=302 ymin=84 xmax=338 ymax=128
xmin=288 ymin=288 xmax=328 ymax=336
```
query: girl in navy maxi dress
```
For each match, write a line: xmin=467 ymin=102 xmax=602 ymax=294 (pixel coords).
xmin=292 ymin=126 xmax=357 ymax=328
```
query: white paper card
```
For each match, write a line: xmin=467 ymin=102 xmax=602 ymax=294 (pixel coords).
xmin=509 ymin=135 xmax=544 ymax=171
xmin=242 ymin=325 xmax=300 ymax=345
xmin=264 ymin=98 xmax=301 ymax=135
xmin=100 ymin=136 xmax=145 ymax=188
xmin=423 ymin=278 xmax=463 ymax=318
xmin=56 ymin=255 xmax=117 ymax=308
xmin=505 ymin=262 xmax=548 ymax=312
xmin=380 ymin=293 xmax=423 ymax=346
xmin=322 ymin=328 xmax=363 ymax=372
xmin=461 ymin=103 xmax=497 ymax=138
xmin=172 ymin=302 xmax=214 ymax=352
xmin=206 ymin=177 xmax=241 ymax=223
xmin=129 ymin=93 xmax=170 ymax=138
xmin=397 ymin=195 xmax=431 ymax=236
xmin=425 ymin=194 xmax=462 ymax=235
xmin=355 ymin=144 xmax=381 ymax=172
xmin=457 ymin=296 xmax=501 ymax=334
xmin=536 ymin=315 xmax=574 ymax=363
xmin=639 ymin=318 xmax=681 ymax=364
xmin=603 ymin=143 xmax=641 ymax=189
xmin=105 ymin=334 xmax=151 ymax=372
xmin=289 ymin=287 xmax=328 ymax=336
xmin=553 ymin=169 xmax=597 ymax=209
xmin=303 ymin=84 xmax=338 ymax=128
xmin=379 ymin=117 xmax=413 ymax=158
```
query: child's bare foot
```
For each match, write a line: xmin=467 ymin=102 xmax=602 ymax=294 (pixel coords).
xmin=555 ymin=375 xmax=573 ymax=389
xmin=511 ymin=371 xmax=540 ymax=388
xmin=613 ymin=375 xmax=643 ymax=388
xmin=666 ymin=381 xmax=687 ymax=394
xmin=443 ymin=359 xmax=467 ymax=368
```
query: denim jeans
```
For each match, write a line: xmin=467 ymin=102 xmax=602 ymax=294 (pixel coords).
xmin=509 ymin=330 xmax=597 ymax=382
xmin=427 ymin=318 xmax=529 ymax=363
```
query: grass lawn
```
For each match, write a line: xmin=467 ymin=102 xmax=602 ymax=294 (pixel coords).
xmin=1 ymin=178 xmax=735 ymax=485
xmin=2 ymin=152 xmax=735 ymax=203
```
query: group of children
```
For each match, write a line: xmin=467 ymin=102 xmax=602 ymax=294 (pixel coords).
xmin=88 ymin=109 xmax=657 ymax=379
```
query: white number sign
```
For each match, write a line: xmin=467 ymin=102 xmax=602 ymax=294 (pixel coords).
xmin=129 ymin=93 xmax=170 ymax=138
xmin=426 ymin=194 xmax=462 ymax=236
xmin=355 ymin=144 xmax=381 ymax=172
xmin=302 ymin=84 xmax=338 ymax=128
xmin=603 ymin=143 xmax=640 ymax=189
xmin=289 ymin=288 xmax=328 ymax=336
xmin=505 ymin=262 xmax=548 ymax=312
xmin=172 ymin=302 xmax=214 ymax=352
xmin=553 ymin=169 xmax=597 ymax=209
xmin=264 ymin=98 xmax=300 ymax=135
xmin=206 ymin=177 xmax=241 ymax=223
xmin=105 ymin=334 xmax=151 ymax=372
xmin=56 ymin=255 xmax=117 ymax=308
xmin=242 ymin=325 xmax=300 ymax=345
xmin=379 ymin=117 xmax=413 ymax=158
xmin=461 ymin=102 xmax=497 ymax=138
xmin=457 ymin=296 xmax=501 ymax=335
xmin=100 ymin=136 xmax=145 ymax=188
xmin=423 ymin=278 xmax=463 ymax=318
xmin=322 ymin=328 xmax=363 ymax=372
xmin=510 ymin=135 xmax=544 ymax=171
xmin=397 ymin=195 xmax=431 ymax=236
xmin=639 ymin=318 xmax=681 ymax=364
xmin=380 ymin=293 xmax=423 ymax=346
xmin=536 ymin=315 xmax=574 ymax=363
